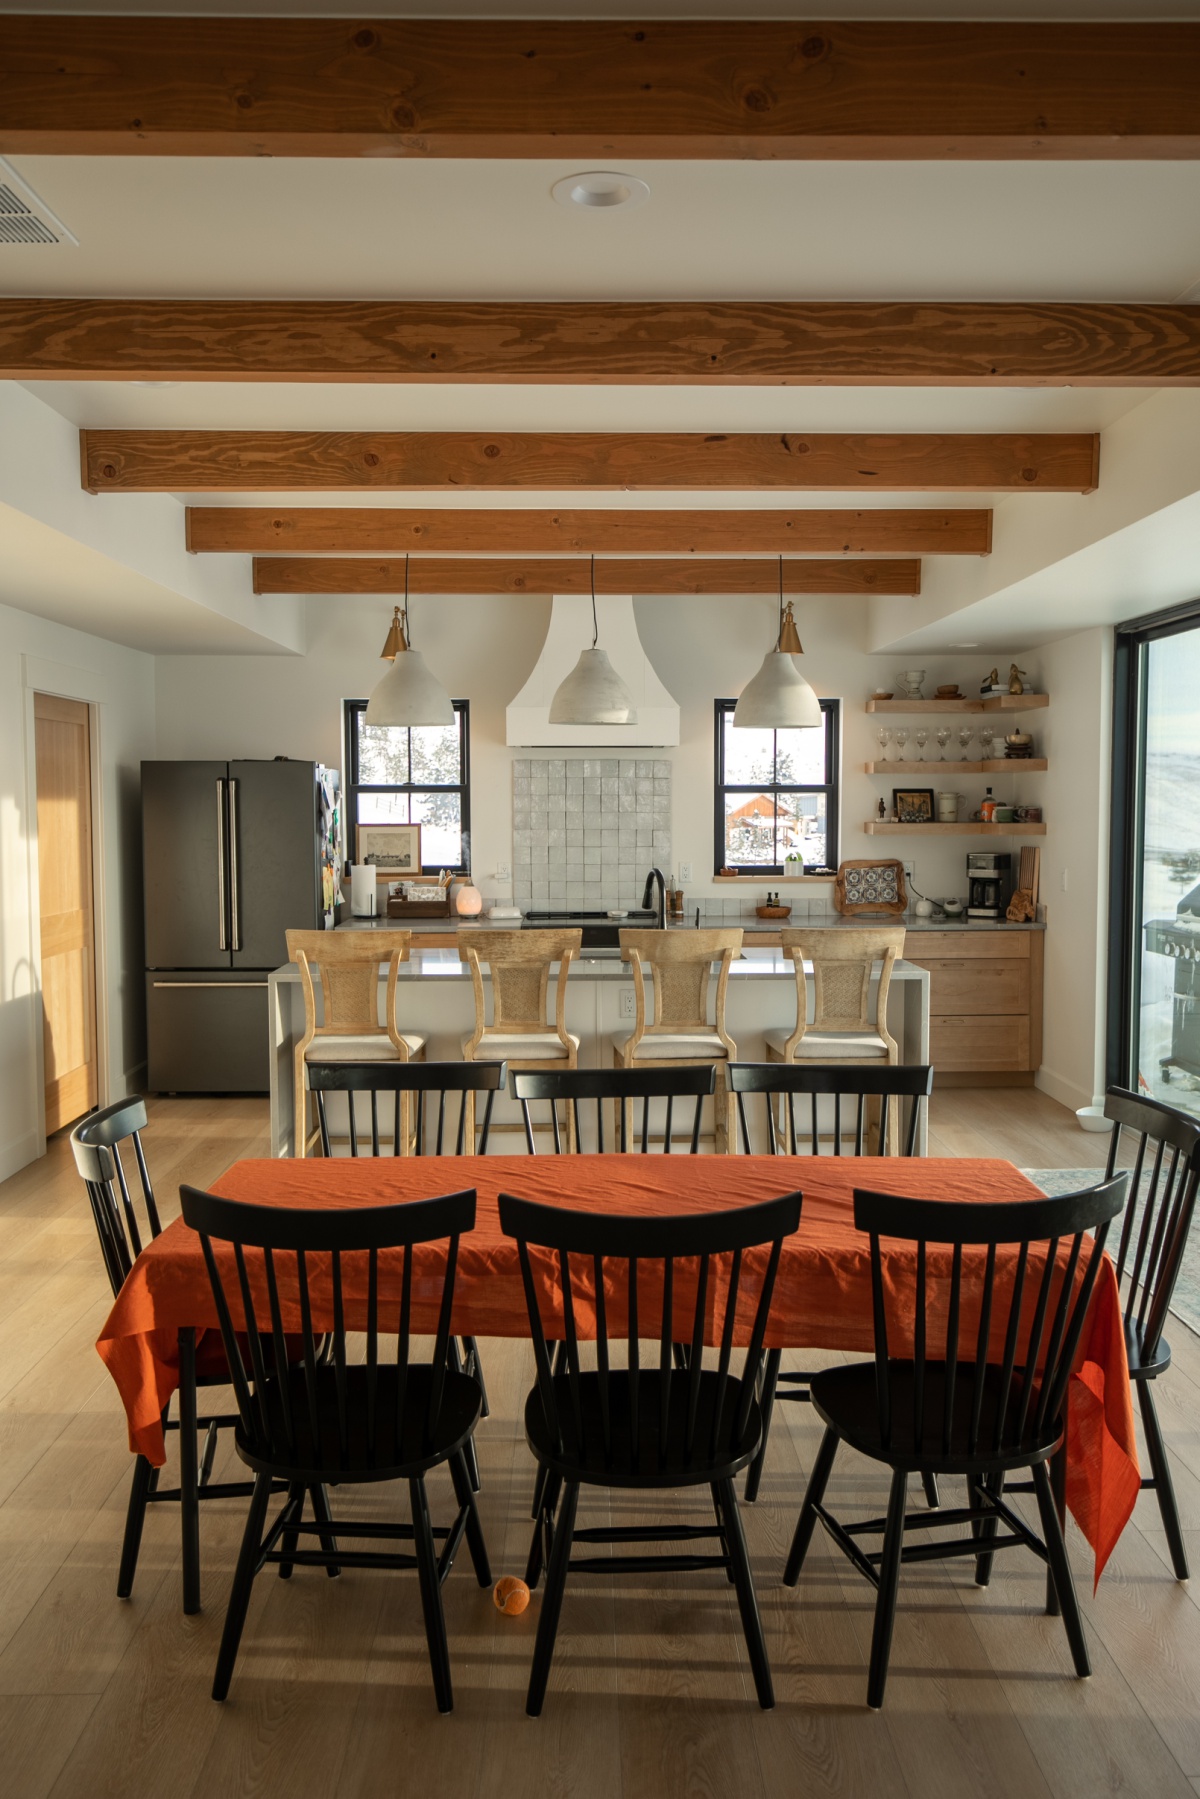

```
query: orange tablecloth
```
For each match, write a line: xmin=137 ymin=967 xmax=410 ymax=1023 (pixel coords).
xmin=96 ymin=1155 xmax=1140 ymax=1579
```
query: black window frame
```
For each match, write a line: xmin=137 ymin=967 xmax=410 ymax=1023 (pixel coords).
xmin=343 ymin=698 xmax=472 ymax=876
xmin=713 ymin=697 xmax=840 ymax=877
xmin=1107 ymin=599 xmax=1200 ymax=1090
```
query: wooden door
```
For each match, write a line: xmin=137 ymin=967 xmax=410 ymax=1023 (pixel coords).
xmin=34 ymin=694 xmax=98 ymax=1133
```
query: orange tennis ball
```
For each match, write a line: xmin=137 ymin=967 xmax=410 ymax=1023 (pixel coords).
xmin=493 ymin=1576 xmax=530 ymax=1616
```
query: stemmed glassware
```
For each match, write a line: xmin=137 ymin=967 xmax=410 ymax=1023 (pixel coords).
xmin=935 ymin=726 xmax=952 ymax=761
xmin=876 ymin=725 xmax=892 ymax=764
xmin=913 ymin=727 xmax=930 ymax=762
xmin=957 ymin=726 xmax=975 ymax=761
xmin=978 ymin=725 xmax=996 ymax=763
xmin=893 ymin=727 xmax=910 ymax=762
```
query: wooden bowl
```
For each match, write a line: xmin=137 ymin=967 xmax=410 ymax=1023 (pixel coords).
xmin=756 ymin=905 xmax=792 ymax=919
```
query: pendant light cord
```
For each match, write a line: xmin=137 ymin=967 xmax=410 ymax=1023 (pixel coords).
xmin=403 ymin=552 xmax=412 ymax=645
xmin=591 ymin=554 xmax=598 ymax=647
xmin=777 ymin=553 xmax=784 ymax=647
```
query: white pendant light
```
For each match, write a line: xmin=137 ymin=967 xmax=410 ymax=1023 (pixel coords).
xmin=548 ymin=557 xmax=638 ymax=726
xmin=364 ymin=556 xmax=455 ymax=728
xmin=733 ymin=559 xmax=823 ymax=730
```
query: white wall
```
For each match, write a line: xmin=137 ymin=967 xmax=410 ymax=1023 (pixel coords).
xmin=1034 ymin=624 xmax=1113 ymax=1112
xmin=154 ymin=585 xmax=1047 ymax=907
xmin=0 ymin=600 xmax=156 ymax=1179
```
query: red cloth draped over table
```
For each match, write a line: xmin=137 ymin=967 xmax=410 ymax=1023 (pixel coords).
xmin=95 ymin=1154 xmax=1140 ymax=1580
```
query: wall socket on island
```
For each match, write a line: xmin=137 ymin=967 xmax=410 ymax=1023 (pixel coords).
xmin=620 ymin=988 xmax=636 ymax=1018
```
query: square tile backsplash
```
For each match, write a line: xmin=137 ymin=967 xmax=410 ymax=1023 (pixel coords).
xmin=512 ymin=757 xmax=671 ymax=913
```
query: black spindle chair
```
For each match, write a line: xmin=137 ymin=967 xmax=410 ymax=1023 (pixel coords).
xmin=71 ymin=1098 xmax=273 ymax=1615
xmin=783 ymin=1175 xmax=1128 ymax=1710
xmin=728 ymin=1062 xmax=935 ymax=1503
xmin=178 ymin=1182 xmax=491 ymax=1709
xmin=305 ymin=1058 xmax=507 ymax=1491
xmin=511 ymin=1064 xmax=716 ymax=1155
xmin=499 ymin=1188 xmax=802 ymax=1716
xmin=1102 ymin=1086 xmax=1200 ymax=1579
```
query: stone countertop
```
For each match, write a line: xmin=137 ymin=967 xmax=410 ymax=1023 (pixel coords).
xmin=272 ymin=947 xmax=931 ymax=984
xmin=334 ymin=911 xmax=1043 ymax=935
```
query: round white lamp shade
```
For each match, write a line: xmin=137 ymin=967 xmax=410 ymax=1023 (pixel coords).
xmin=733 ymin=650 xmax=823 ymax=729
xmin=365 ymin=651 xmax=455 ymax=727
xmin=548 ymin=647 xmax=638 ymax=726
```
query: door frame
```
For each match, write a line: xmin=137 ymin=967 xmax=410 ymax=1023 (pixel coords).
xmin=1106 ymin=597 xmax=1200 ymax=1092
xmin=22 ymin=656 xmax=111 ymax=1153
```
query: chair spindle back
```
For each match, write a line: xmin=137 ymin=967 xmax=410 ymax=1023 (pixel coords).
xmin=498 ymin=1191 xmax=801 ymax=1473
xmin=179 ymin=1183 xmax=475 ymax=1468
xmin=1103 ymin=1086 xmax=1200 ymax=1364
xmin=511 ymin=1066 xmax=716 ymax=1155
xmin=856 ymin=1176 xmax=1128 ymax=1460
xmin=729 ymin=1063 xmax=934 ymax=1158
xmin=70 ymin=1098 xmax=163 ymax=1296
xmin=305 ymin=1060 xmax=507 ymax=1158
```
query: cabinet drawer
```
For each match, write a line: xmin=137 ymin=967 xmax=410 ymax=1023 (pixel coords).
xmin=930 ymin=1016 xmax=1030 ymax=1071
xmin=410 ymin=933 xmax=455 ymax=949
xmin=911 ymin=932 xmax=1032 ymax=961
xmin=918 ymin=959 xmax=1029 ymax=1015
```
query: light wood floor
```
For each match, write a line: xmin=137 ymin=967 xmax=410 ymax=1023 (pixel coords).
xmin=2 ymin=1089 xmax=1200 ymax=1799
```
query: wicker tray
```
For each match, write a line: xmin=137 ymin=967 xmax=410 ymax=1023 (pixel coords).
xmin=755 ymin=905 xmax=792 ymax=920
xmin=386 ymin=898 xmax=452 ymax=919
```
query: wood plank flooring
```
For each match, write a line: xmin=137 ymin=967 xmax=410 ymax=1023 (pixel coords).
xmin=1 ymin=1088 xmax=1198 ymax=1799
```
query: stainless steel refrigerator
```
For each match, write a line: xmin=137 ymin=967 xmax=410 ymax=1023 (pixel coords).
xmin=143 ymin=759 xmax=340 ymax=1092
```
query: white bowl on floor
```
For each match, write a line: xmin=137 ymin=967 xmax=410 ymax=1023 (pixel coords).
xmin=1076 ymin=1105 xmax=1114 ymax=1133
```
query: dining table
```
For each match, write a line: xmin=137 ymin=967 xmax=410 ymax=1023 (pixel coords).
xmin=96 ymin=1153 xmax=1141 ymax=1582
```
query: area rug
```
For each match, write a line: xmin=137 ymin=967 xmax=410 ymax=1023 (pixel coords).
xmin=1023 ymin=1168 xmax=1200 ymax=1336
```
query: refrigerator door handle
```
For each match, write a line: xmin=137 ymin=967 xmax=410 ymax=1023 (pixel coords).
xmin=229 ymin=777 xmax=242 ymax=951
xmin=215 ymin=779 xmax=228 ymax=951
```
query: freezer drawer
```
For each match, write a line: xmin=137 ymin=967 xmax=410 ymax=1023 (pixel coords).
xmin=146 ymin=974 xmax=271 ymax=1093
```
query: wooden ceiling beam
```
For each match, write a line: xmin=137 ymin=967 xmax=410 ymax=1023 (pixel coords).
xmin=187 ymin=508 xmax=990 ymax=556
xmin=6 ymin=299 xmax=1197 ymax=386
xmin=82 ymin=430 xmax=1099 ymax=495
xmin=2 ymin=18 xmax=1198 ymax=158
xmin=252 ymin=556 xmax=922 ymax=597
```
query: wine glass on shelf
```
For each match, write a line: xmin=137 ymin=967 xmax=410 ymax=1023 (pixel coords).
xmin=913 ymin=727 xmax=930 ymax=762
xmin=978 ymin=725 xmax=996 ymax=763
xmin=935 ymin=726 xmax=952 ymax=761
xmin=957 ymin=726 xmax=975 ymax=762
xmin=893 ymin=727 xmax=910 ymax=763
xmin=875 ymin=726 xmax=892 ymax=765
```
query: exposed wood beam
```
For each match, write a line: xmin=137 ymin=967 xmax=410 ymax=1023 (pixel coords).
xmin=187 ymin=508 xmax=990 ymax=556
xmin=2 ymin=18 xmax=1198 ymax=158
xmin=7 ymin=300 xmax=1197 ymax=387
xmin=252 ymin=556 xmax=922 ymax=597
xmin=82 ymin=430 xmax=1099 ymax=495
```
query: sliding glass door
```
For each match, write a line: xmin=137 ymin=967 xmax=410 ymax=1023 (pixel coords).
xmin=1111 ymin=603 xmax=1200 ymax=1119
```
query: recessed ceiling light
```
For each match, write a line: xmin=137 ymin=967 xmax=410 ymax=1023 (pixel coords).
xmin=551 ymin=171 xmax=650 ymax=212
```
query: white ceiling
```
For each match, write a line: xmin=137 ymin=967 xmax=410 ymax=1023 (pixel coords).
xmin=5 ymin=153 xmax=1200 ymax=304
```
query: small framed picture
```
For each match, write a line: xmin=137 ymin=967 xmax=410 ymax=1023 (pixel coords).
xmin=892 ymin=787 xmax=935 ymax=824
xmin=356 ymin=822 xmax=422 ymax=873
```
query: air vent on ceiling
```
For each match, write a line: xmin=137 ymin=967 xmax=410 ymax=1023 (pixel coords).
xmin=0 ymin=159 xmax=77 ymax=247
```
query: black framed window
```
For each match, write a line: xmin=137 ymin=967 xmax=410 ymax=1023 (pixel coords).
xmin=344 ymin=699 xmax=471 ymax=874
xmin=713 ymin=699 xmax=839 ymax=875
xmin=1108 ymin=601 xmax=1200 ymax=1104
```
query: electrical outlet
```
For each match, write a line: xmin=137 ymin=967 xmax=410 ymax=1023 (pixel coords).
xmin=619 ymin=988 xmax=636 ymax=1019
xmin=679 ymin=862 xmax=693 ymax=882
xmin=902 ymin=861 xmax=915 ymax=882
xmin=495 ymin=862 xmax=510 ymax=881
xmin=1061 ymin=868 xmax=1069 ymax=892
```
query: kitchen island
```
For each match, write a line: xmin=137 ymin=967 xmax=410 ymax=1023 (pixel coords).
xmin=266 ymin=938 xmax=933 ymax=1158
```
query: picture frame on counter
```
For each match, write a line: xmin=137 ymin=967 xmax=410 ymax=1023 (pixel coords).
xmin=892 ymin=787 xmax=935 ymax=824
xmin=356 ymin=821 xmax=422 ymax=874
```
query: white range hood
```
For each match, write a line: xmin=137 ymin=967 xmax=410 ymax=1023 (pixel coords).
xmin=506 ymin=593 xmax=680 ymax=747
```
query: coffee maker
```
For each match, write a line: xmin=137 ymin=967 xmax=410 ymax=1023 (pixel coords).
xmin=966 ymin=851 xmax=1013 ymax=919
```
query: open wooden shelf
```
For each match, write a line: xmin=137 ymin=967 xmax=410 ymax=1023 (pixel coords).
xmin=866 ymin=759 xmax=1047 ymax=775
xmin=865 ymin=694 xmax=1050 ymax=714
xmin=864 ymin=821 xmax=1047 ymax=836
xmin=712 ymin=873 xmax=833 ymax=884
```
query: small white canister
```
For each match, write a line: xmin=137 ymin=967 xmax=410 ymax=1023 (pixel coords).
xmin=349 ymin=865 xmax=378 ymax=917
xmin=936 ymin=791 xmax=964 ymax=824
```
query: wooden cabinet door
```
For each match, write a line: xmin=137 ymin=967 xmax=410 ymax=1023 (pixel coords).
xmin=915 ymin=958 xmax=1030 ymax=1015
xmin=34 ymin=695 xmax=97 ymax=1133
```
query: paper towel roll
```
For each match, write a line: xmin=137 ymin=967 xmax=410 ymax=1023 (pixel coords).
xmin=350 ymin=865 xmax=378 ymax=917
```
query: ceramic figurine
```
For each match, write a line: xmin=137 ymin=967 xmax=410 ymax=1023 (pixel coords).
xmin=1009 ymin=663 xmax=1027 ymax=695
xmin=877 ymin=797 xmax=887 ymax=821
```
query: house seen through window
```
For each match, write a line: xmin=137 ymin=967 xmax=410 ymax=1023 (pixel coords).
xmin=713 ymin=698 xmax=839 ymax=875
